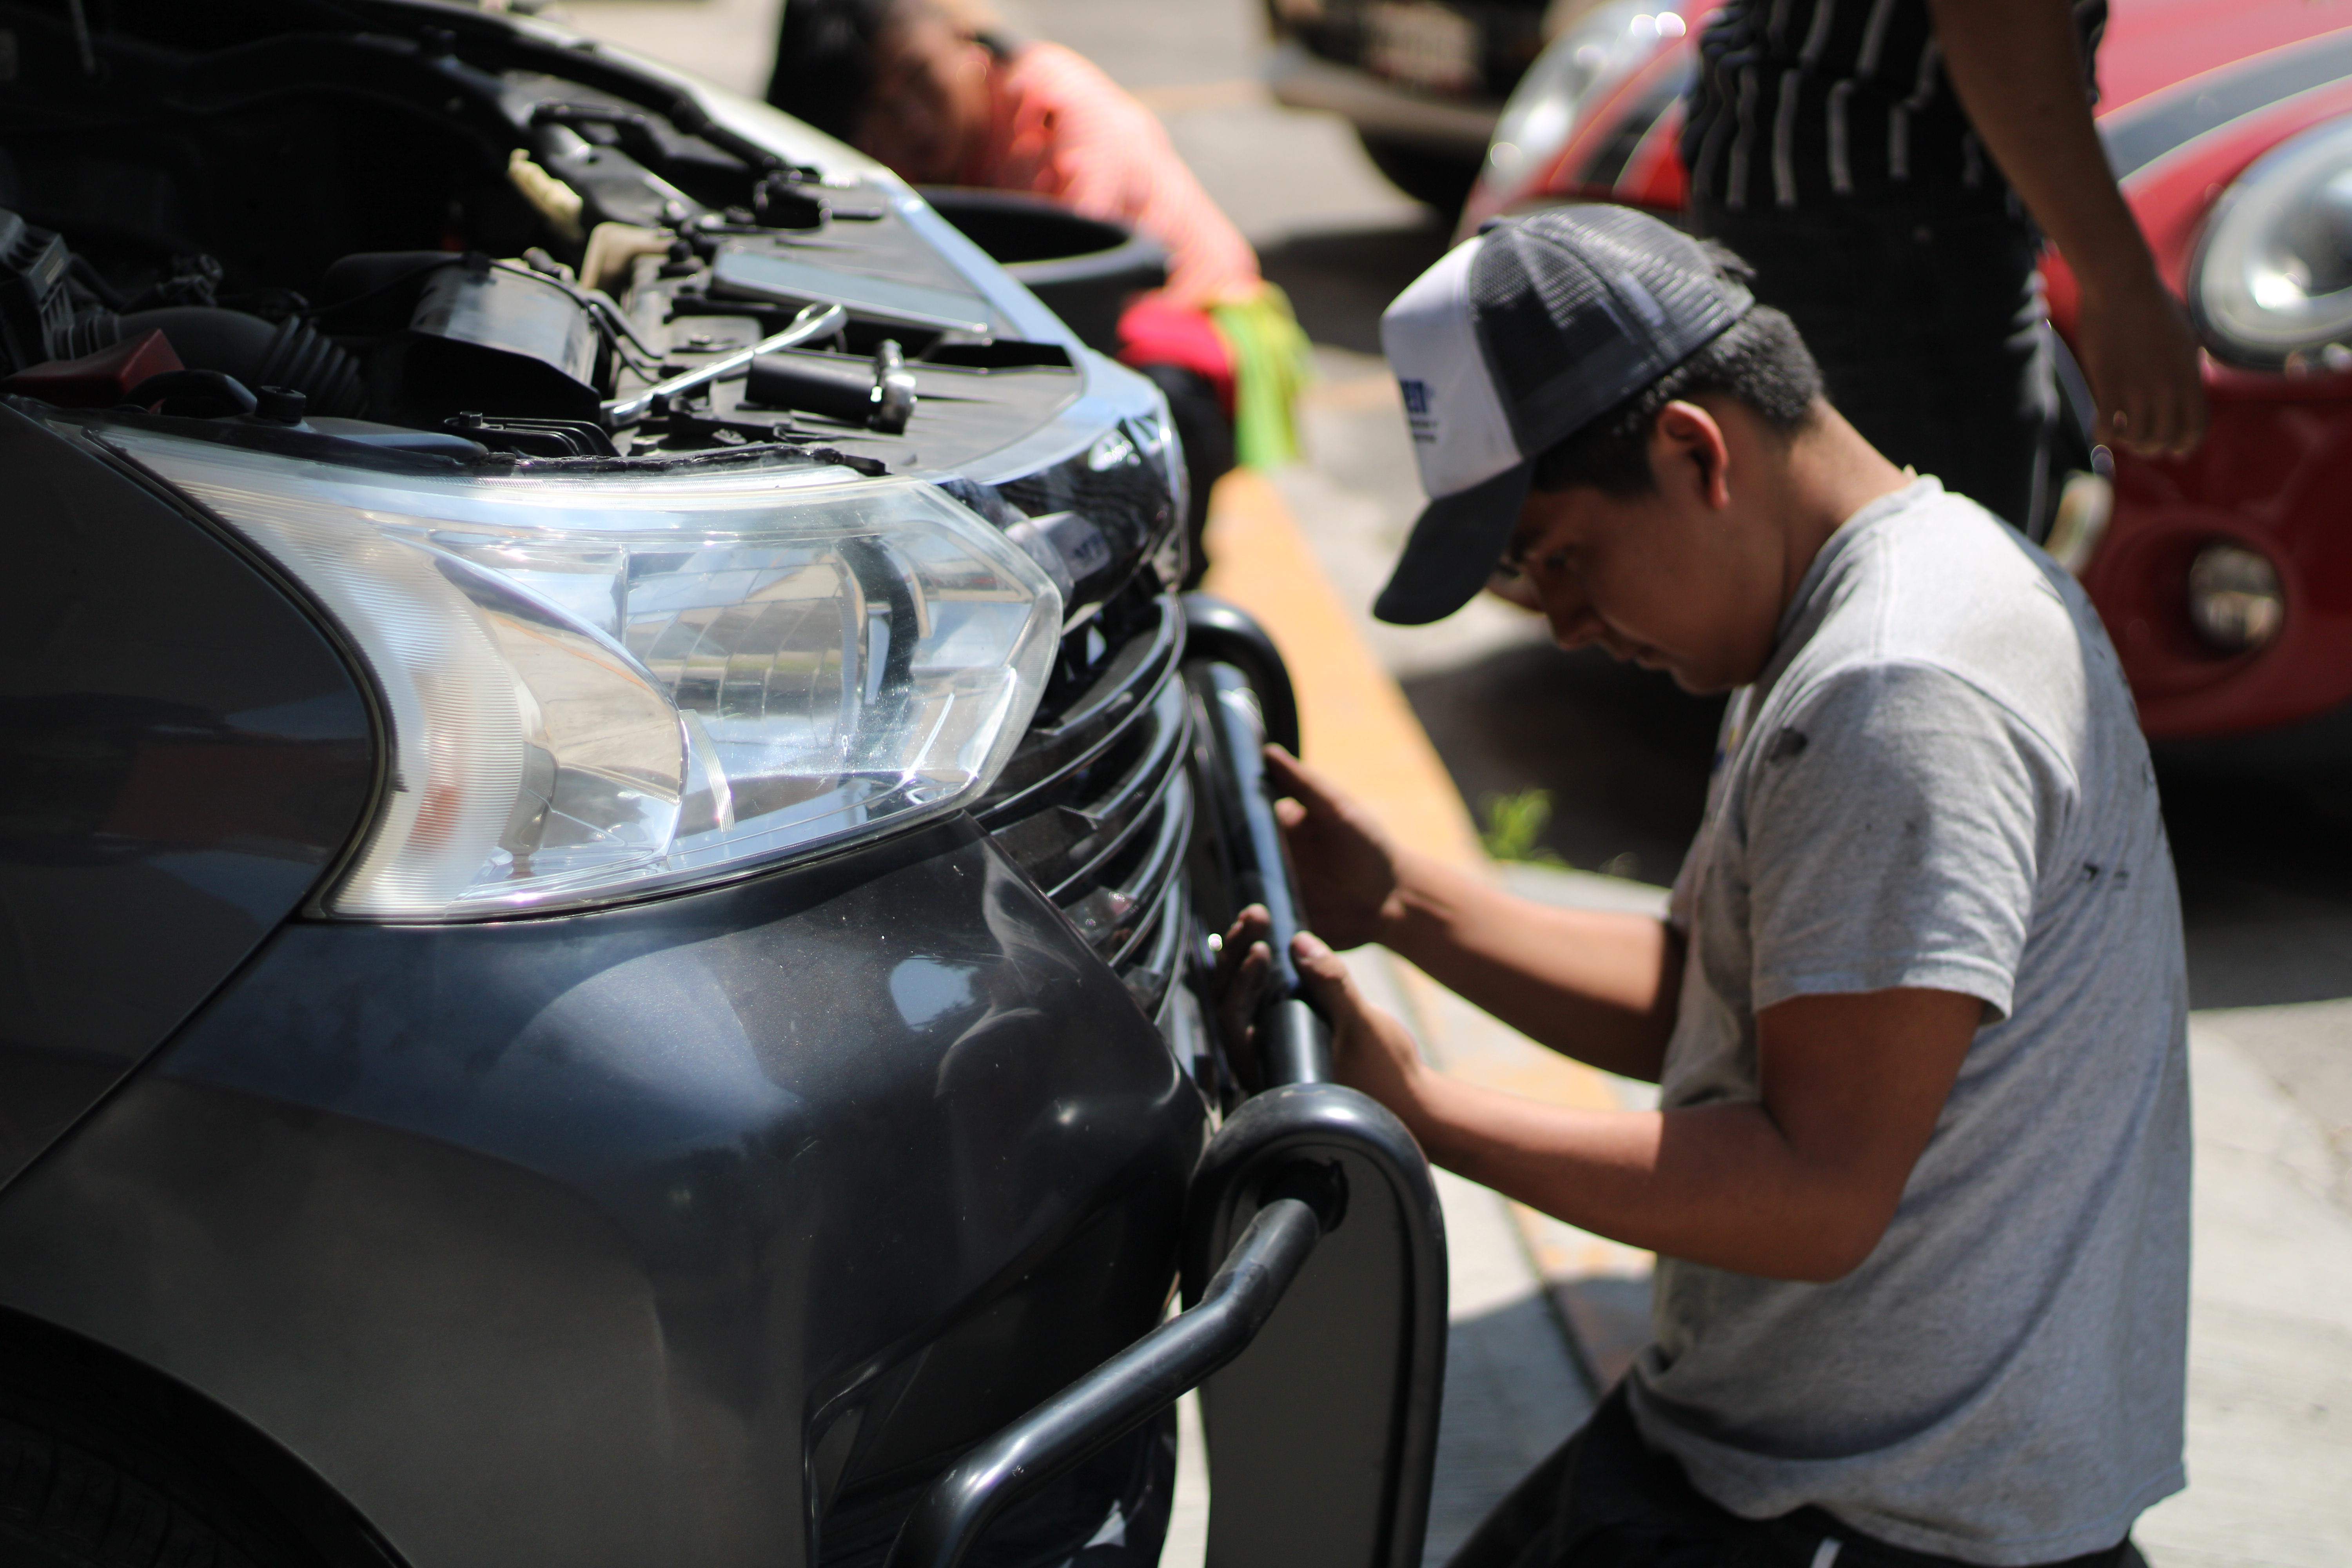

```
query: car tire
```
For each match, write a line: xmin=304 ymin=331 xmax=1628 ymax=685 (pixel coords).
xmin=0 ymin=1408 xmax=290 ymax=1568
xmin=1356 ymin=133 xmax=1481 ymax=213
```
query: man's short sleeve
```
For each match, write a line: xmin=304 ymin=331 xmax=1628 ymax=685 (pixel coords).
xmin=1741 ymin=663 xmax=2055 ymax=1022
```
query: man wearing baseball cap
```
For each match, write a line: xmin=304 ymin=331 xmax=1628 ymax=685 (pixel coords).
xmin=1219 ymin=206 xmax=2186 ymax=1567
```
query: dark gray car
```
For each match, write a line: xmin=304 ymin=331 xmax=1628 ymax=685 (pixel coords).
xmin=0 ymin=3 xmax=1445 ymax=1565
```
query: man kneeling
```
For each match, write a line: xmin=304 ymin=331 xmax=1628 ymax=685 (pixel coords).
xmin=1221 ymin=207 xmax=2187 ymax=1568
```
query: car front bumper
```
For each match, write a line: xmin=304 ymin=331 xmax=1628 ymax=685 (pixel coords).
xmin=0 ymin=816 xmax=1203 ymax=1568
xmin=0 ymin=606 xmax=1447 ymax=1568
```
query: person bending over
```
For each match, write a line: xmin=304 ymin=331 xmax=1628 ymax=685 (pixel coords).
xmin=1222 ymin=206 xmax=2186 ymax=1568
xmin=767 ymin=0 xmax=1308 ymax=582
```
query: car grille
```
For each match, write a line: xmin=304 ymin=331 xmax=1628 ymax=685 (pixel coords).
xmin=976 ymin=587 xmax=1193 ymax=1020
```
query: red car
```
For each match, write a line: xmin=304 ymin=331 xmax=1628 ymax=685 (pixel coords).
xmin=1464 ymin=0 xmax=2352 ymax=742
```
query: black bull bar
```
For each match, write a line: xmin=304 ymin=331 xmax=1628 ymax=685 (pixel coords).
xmin=883 ymin=597 xmax=1449 ymax=1568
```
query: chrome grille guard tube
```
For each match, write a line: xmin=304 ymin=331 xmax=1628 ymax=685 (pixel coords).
xmin=880 ymin=1083 xmax=1447 ymax=1568
xmin=881 ymin=1184 xmax=1334 ymax=1568
xmin=1183 ymin=592 xmax=1328 ymax=1088
xmin=1196 ymin=659 xmax=1332 ymax=1087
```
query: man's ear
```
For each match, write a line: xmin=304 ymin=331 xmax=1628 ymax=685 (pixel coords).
xmin=1651 ymin=399 xmax=1733 ymax=510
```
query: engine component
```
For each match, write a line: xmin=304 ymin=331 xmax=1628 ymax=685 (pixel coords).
xmin=444 ymin=412 xmax=619 ymax=457
xmin=0 ymin=209 xmax=363 ymax=413
xmin=313 ymin=252 xmax=462 ymax=331
xmin=372 ymin=258 xmax=607 ymax=425
xmin=713 ymin=245 xmax=993 ymax=337
xmin=873 ymin=339 xmax=917 ymax=433
xmin=0 ymin=328 xmax=182 ymax=407
xmin=752 ymin=174 xmax=826 ymax=231
xmin=118 ymin=306 xmax=367 ymax=417
xmin=507 ymin=149 xmax=586 ymax=243
xmin=0 ymin=208 xmax=117 ymax=376
xmin=746 ymin=338 xmax=918 ymax=434
xmin=604 ymin=301 xmax=847 ymax=427
xmin=747 ymin=169 xmax=886 ymax=229
xmin=530 ymin=123 xmax=704 ymax=232
xmin=644 ymin=410 xmax=799 ymax=446
xmin=252 ymin=386 xmax=307 ymax=424
xmin=133 ymin=254 xmax=226 ymax=311
xmin=128 ymin=369 xmax=258 ymax=419
xmin=747 ymin=351 xmax=884 ymax=426
xmin=581 ymin=222 xmax=671 ymax=295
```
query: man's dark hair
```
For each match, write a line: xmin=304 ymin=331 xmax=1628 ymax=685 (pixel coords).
xmin=1530 ymin=247 xmax=1822 ymax=498
xmin=766 ymin=0 xmax=900 ymax=141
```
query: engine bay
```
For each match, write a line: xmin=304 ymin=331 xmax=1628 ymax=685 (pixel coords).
xmin=0 ymin=0 xmax=1087 ymax=470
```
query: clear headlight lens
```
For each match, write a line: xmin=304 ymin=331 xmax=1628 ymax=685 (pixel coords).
xmin=2190 ymin=116 xmax=2352 ymax=370
xmin=108 ymin=429 xmax=1062 ymax=918
xmin=1484 ymin=3 xmax=1681 ymax=189
xmin=2186 ymin=541 xmax=2285 ymax=653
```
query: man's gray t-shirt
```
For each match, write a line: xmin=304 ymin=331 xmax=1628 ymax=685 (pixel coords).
xmin=1624 ymin=479 xmax=2190 ymax=1565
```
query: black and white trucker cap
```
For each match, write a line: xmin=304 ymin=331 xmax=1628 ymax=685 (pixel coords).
xmin=1374 ymin=205 xmax=1755 ymax=626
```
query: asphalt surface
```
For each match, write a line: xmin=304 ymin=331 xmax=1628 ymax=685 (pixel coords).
xmin=562 ymin=0 xmax=2351 ymax=1560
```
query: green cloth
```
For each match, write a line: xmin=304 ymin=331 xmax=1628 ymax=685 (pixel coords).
xmin=1209 ymin=285 xmax=1314 ymax=469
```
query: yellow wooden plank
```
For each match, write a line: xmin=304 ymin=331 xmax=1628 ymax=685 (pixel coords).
xmin=1194 ymin=466 xmax=1603 ymax=1092
xmin=1199 ymin=469 xmax=1485 ymax=869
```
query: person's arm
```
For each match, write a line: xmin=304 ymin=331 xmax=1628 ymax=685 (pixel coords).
xmin=1929 ymin=0 xmax=2207 ymax=456
xmin=1276 ymin=934 xmax=1980 ymax=1281
xmin=1263 ymin=746 xmax=1680 ymax=1082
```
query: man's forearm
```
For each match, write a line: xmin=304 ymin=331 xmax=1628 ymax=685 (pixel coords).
xmin=1931 ymin=0 xmax=2207 ymax=453
xmin=1378 ymin=849 xmax=1679 ymax=1082
xmin=1928 ymin=0 xmax=2157 ymax=291
xmin=1403 ymin=1076 xmax=1884 ymax=1281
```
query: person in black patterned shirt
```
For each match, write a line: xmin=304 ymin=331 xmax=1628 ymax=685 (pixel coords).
xmin=1681 ymin=0 xmax=2205 ymax=532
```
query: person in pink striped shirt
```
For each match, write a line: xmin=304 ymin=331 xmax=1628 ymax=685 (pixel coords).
xmin=767 ymin=0 xmax=1308 ymax=581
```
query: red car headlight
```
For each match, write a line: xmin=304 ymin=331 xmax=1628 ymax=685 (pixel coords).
xmin=2190 ymin=114 xmax=2352 ymax=371
xmin=1483 ymin=3 xmax=1681 ymax=194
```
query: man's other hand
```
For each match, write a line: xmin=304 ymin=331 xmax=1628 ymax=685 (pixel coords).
xmin=1263 ymin=745 xmax=1406 ymax=951
xmin=1260 ymin=742 xmax=1685 ymax=1083
xmin=2076 ymin=276 xmax=2209 ymax=457
xmin=1213 ymin=905 xmax=1433 ymax=1119
xmin=1292 ymin=928 xmax=1434 ymax=1112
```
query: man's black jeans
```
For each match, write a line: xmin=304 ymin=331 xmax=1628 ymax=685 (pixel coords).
xmin=1443 ymin=1386 xmax=2147 ymax=1568
xmin=1692 ymin=200 xmax=2059 ymax=539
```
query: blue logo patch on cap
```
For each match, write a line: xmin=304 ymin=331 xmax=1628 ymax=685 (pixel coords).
xmin=1399 ymin=377 xmax=1436 ymax=443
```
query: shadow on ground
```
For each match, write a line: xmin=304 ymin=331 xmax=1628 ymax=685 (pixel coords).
xmin=1260 ymin=217 xmax=1452 ymax=355
xmin=1426 ymin=1293 xmax=1588 ymax=1568
xmin=2155 ymin=752 xmax=2352 ymax=1010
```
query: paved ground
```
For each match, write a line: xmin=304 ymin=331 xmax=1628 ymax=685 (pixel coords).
xmin=559 ymin=0 xmax=2352 ymax=1560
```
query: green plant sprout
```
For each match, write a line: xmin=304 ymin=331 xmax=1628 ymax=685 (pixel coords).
xmin=1478 ymin=788 xmax=1568 ymax=867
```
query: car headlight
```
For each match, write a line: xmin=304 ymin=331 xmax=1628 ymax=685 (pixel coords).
xmin=1484 ymin=3 xmax=1682 ymax=189
xmin=106 ymin=428 xmax=1062 ymax=918
xmin=2190 ymin=115 xmax=2352 ymax=371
